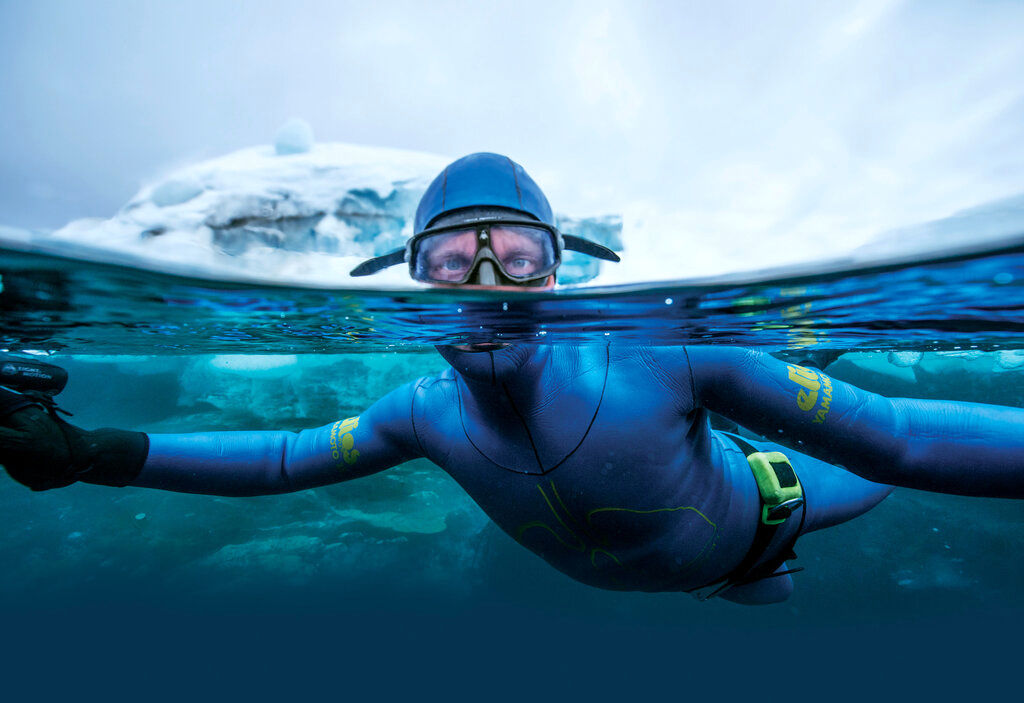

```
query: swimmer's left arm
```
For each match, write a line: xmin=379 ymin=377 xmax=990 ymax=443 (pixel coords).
xmin=687 ymin=346 xmax=1024 ymax=497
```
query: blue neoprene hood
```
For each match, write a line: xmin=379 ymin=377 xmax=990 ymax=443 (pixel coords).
xmin=414 ymin=152 xmax=555 ymax=232
xmin=348 ymin=152 xmax=619 ymax=277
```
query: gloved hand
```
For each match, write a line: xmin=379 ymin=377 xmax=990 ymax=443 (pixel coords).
xmin=0 ymin=387 xmax=148 ymax=491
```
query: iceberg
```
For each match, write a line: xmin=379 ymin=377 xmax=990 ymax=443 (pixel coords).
xmin=857 ymin=193 xmax=1024 ymax=259
xmin=274 ymin=118 xmax=315 ymax=156
xmin=7 ymin=126 xmax=621 ymax=287
xmin=150 ymin=177 xmax=204 ymax=208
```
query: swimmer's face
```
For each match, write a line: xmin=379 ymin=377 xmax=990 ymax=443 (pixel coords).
xmin=424 ymin=226 xmax=555 ymax=352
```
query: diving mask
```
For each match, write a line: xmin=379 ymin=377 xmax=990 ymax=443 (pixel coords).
xmin=350 ymin=216 xmax=619 ymax=283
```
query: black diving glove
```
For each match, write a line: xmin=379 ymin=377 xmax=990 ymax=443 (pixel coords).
xmin=0 ymin=387 xmax=149 ymax=491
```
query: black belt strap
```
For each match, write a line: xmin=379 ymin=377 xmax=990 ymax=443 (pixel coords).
xmin=696 ymin=434 xmax=806 ymax=599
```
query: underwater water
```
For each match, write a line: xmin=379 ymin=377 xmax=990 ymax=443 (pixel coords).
xmin=2 ymin=241 xmax=1023 ymax=697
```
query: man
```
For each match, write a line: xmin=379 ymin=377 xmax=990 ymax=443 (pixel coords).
xmin=2 ymin=153 xmax=1022 ymax=605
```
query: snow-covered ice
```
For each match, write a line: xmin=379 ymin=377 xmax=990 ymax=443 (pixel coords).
xmin=2 ymin=132 xmax=621 ymax=288
xmin=274 ymin=118 xmax=315 ymax=156
xmin=1 ymin=121 xmax=1019 ymax=289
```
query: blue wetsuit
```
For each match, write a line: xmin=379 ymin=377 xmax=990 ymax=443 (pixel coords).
xmin=134 ymin=346 xmax=1024 ymax=604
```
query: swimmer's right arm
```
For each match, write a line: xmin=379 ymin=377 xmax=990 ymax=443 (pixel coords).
xmin=0 ymin=381 xmax=425 ymax=496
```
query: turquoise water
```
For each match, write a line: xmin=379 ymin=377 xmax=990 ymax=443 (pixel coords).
xmin=2 ymin=241 xmax=1023 ymax=696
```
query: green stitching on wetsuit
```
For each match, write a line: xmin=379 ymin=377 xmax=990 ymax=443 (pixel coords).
xmin=590 ymin=548 xmax=623 ymax=567
xmin=549 ymin=481 xmax=588 ymax=531
xmin=537 ymin=484 xmax=587 ymax=550
xmin=516 ymin=484 xmax=587 ymax=551
xmin=514 ymin=481 xmax=720 ymax=581
xmin=586 ymin=505 xmax=715 ymax=525
xmin=585 ymin=506 xmax=719 ymax=572
xmin=515 ymin=520 xmax=586 ymax=552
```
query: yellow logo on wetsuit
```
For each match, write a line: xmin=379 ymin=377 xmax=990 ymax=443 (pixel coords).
xmin=786 ymin=365 xmax=833 ymax=424
xmin=329 ymin=416 xmax=360 ymax=468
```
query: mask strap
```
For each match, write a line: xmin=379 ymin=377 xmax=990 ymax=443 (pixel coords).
xmin=349 ymin=248 xmax=405 ymax=277
xmin=562 ymin=235 xmax=620 ymax=262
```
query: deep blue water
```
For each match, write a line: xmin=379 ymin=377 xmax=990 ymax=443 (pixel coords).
xmin=1 ymin=241 xmax=1023 ymax=698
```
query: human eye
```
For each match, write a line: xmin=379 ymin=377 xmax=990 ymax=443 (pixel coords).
xmin=502 ymin=252 xmax=540 ymax=274
xmin=430 ymin=254 xmax=472 ymax=280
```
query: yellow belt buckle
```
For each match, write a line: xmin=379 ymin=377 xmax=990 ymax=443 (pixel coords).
xmin=746 ymin=451 xmax=804 ymax=526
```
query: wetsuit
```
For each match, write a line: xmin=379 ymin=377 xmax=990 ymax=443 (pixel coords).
xmin=133 ymin=346 xmax=1024 ymax=604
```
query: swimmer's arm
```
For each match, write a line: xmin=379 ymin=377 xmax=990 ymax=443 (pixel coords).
xmin=687 ymin=346 xmax=1024 ymax=497
xmin=125 ymin=382 xmax=425 ymax=497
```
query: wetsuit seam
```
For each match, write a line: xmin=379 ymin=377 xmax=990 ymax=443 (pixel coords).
xmin=454 ymin=345 xmax=609 ymax=476
xmin=542 ymin=343 xmax=610 ymax=474
xmin=643 ymin=348 xmax=690 ymax=412
xmin=506 ymin=156 xmax=523 ymax=208
xmin=681 ymin=346 xmax=698 ymax=408
xmin=455 ymin=378 xmax=514 ymax=472
xmin=409 ymin=378 xmax=428 ymax=461
xmin=502 ymin=382 xmax=545 ymax=472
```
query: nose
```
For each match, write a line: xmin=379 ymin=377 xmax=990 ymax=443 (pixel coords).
xmin=474 ymin=260 xmax=498 ymax=285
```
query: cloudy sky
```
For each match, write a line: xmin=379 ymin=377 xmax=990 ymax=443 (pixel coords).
xmin=2 ymin=0 xmax=1023 ymax=272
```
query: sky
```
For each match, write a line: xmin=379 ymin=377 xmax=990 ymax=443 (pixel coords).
xmin=2 ymin=0 xmax=1023 ymax=273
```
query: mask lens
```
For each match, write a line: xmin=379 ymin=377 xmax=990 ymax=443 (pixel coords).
xmin=414 ymin=229 xmax=479 ymax=282
xmin=411 ymin=223 xmax=559 ymax=283
xmin=489 ymin=225 xmax=558 ymax=280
